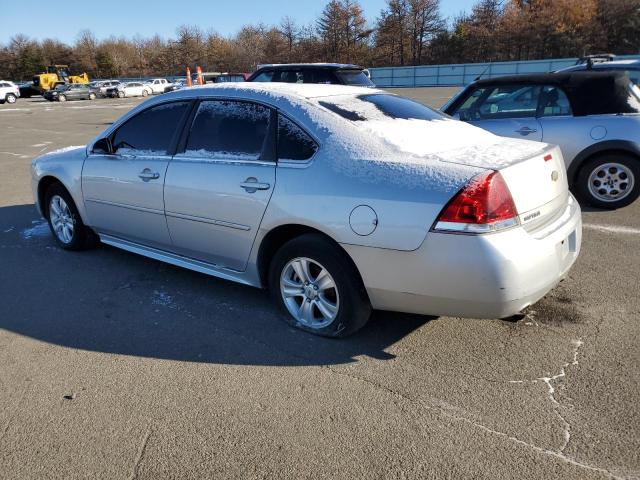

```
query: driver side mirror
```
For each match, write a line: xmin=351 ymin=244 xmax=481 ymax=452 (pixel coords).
xmin=92 ymin=137 xmax=112 ymax=154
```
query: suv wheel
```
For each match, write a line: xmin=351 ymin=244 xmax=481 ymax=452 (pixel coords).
xmin=576 ymin=153 xmax=639 ymax=209
xmin=45 ymin=183 xmax=98 ymax=250
xmin=268 ymin=234 xmax=371 ymax=337
xmin=5 ymin=93 xmax=17 ymax=104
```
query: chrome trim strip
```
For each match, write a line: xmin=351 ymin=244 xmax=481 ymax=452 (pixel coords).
xmin=165 ymin=211 xmax=251 ymax=231
xmin=98 ymin=234 xmax=255 ymax=286
xmin=171 ymin=156 xmax=276 ymax=167
xmin=85 ymin=198 xmax=164 ymax=215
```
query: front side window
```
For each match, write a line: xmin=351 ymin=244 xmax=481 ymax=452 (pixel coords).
xmin=184 ymin=100 xmax=271 ymax=161
xmin=454 ymin=84 xmax=541 ymax=120
xmin=277 ymin=115 xmax=318 ymax=161
xmin=111 ymin=101 xmax=190 ymax=155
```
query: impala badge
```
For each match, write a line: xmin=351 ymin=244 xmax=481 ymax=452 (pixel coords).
xmin=551 ymin=171 xmax=559 ymax=182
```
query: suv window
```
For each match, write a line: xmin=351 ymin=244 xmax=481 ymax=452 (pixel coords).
xmin=539 ymin=86 xmax=572 ymax=116
xmin=252 ymin=71 xmax=274 ymax=82
xmin=277 ymin=115 xmax=317 ymax=161
xmin=454 ymin=84 xmax=541 ymax=120
xmin=112 ymin=101 xmax=190 ymax=155
xmin=335 ymin=69 xmax=374 ymax=86
xmin=184 ymin=100 xmax=271 ymax=161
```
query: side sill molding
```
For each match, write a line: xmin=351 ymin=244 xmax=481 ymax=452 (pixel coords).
xmin=98 ymin=234 xmax=258 ymax=287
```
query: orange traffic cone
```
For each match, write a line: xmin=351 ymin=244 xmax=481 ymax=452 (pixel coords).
xmin=196 ymin=66 xmax=204 ymax=85
xmin=186 ymin=67 xmax=192 ymax=87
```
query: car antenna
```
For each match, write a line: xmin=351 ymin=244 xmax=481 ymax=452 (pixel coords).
xmin=475 ymin=62 xmax=491 ymax=81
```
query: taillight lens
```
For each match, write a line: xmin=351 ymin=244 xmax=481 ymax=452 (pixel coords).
xmin=433 ymin=171 xmax=519 ymax=234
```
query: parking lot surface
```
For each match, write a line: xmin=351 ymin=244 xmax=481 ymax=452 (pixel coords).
xmin=0 ymin=91 xmax=638 ymax=479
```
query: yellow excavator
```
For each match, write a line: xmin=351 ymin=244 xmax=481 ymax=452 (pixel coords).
xmin=31 ymin=65 xmax=89 ymax=95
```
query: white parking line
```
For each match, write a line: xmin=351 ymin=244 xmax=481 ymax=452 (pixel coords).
xmin=583 ymin=223 xmax=640 ymax=235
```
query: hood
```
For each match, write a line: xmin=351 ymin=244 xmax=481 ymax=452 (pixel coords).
xmin=33 ymin=145 xmax=86 ymax=167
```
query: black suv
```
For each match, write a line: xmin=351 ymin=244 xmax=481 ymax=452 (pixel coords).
xmin=247 ymin=63 xmax=374 ymax=87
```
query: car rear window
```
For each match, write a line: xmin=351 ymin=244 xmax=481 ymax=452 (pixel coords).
xmin=335 ymin=70 xmax=374 ymax=86
xmin=318 ymin=94 xmax=444 ymax=122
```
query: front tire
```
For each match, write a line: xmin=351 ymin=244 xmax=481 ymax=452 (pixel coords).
xmin=45 ymin=183 xmax=98 ymax=250
xmin=6 ymin=93 xmax=17 ymax=104
xmin=576 ymin=153 xmax=639 ymax=209
xmin=89 ymin=93 xmax=96 ymax=100
xmin=142 ymin=89 xmax=148 ymax=97
xmin=268 ymin=234 xmax=371 ymax=337
xmin=118 ymin=91 xmax=125 ymax=98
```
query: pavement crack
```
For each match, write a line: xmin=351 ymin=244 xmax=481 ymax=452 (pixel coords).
xmin=436 ymin=408 xmax=625 ymax=480
xmin=128 ymin=427 xmax=152 ymax=480
xmin=537 ymin=339 xmax=583 ymax=453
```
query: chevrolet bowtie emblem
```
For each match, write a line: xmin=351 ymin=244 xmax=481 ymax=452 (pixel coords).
xmin=551 ymin=171 xmax=559 ymax=181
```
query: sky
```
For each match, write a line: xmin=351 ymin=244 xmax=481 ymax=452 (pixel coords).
xmin=0 ymin=0 xmax=477 ymax=45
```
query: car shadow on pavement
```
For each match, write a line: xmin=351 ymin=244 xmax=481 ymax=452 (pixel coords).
xmin=0 ymin=204 xmax=434 ymax=367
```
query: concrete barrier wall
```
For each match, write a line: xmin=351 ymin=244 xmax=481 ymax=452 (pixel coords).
xmin=370 ymin=55 xmax=640 ymax=87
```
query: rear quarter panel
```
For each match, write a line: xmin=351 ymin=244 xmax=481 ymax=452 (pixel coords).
xmin=262 ymin=155 xmax=480 ymax=251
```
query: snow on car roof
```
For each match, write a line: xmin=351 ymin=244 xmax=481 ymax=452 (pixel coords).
xmin=182 ymin=81 xmax=381 ymax=99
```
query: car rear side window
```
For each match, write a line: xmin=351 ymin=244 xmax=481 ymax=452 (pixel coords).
xmin=112 ymin=101 xmax=190 ymax=155
xmin=539 ymin=86 xmax=572 ymax=116
xmin=184 ymin=100 xmax=271 ymax=161
xmin=277 ymin=115 xmax=317 ymax=161
xmin=252 ymin=71 xmax=274 ymax=82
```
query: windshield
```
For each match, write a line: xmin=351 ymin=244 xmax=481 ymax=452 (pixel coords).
xmin=335 ymin=69 xmax=374 ymax=87
xmin=318 ymin=94 xmax=444 ymax=122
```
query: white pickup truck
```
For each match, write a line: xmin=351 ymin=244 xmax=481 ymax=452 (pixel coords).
xmin=145 ymin=78 xmax=172 ymax=94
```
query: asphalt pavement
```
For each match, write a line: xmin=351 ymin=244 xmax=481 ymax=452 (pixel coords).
xmin=0 ymin=91 xmax=638 ymax=479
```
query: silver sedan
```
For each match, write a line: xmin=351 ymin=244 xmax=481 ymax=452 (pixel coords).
xmin=31 ymin=83 xmax=582 ymax=337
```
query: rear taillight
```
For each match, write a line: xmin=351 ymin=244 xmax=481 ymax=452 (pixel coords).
xmin=433 ymin=171 xmax=519 ymax=234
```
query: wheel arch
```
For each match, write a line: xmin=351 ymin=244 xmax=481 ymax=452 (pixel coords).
xmin=37 ymin=176 xmax=82 ymax=220
xmin=568 ymin=140 xmax=640 ymax=185
xmin=255 ymin=223 xmax=364 ymax=289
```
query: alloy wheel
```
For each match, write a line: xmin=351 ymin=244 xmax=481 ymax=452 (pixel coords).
xmin=280 ymin=257 xmax=339 ymax=329
xmin=588 ymin=162 xmax=635 ymax=203
xmin=49 ymin=195 xmax=74 ymax=244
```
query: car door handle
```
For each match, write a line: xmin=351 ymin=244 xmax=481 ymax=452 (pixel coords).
xmin=516 ymin=126 xmax=538 ymax=135
xmin=138 ymin=169 xmax=160 ymax=181
xmin=240 ymin=178 xmax=271 ymax=193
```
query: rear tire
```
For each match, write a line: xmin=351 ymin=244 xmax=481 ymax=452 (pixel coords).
xmin=44 ymin=183 xmax=98 ymax=250
xmin=575 ymin=153 xmax=639 ymax=209
xmin=89 ymin=93 xmax=96 ymax=100
xmin=118 ymin=91 xmax=125 ymax=98
xmin=268 ymin=233 xmax=371 ymax=338
xmin=58 ymin=94 xmax=67 ymax=102
xmin=6 ymin=93 xmax=17 ymax=104
xmin=142 ymin=89 xmax=148 ymax=97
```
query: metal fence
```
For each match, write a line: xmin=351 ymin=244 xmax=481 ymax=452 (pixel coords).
xmin=370 ymin=55 xmax=640 ymax=88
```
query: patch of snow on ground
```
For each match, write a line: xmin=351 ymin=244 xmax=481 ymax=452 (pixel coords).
xmin=152 ymin=290 xmax=178 ymax=310
xmin=21 ymin=219 xmax=50 ymax=239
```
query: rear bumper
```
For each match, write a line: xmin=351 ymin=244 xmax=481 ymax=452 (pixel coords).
xmin=342 ymin=195 xmax=582 ymax=319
